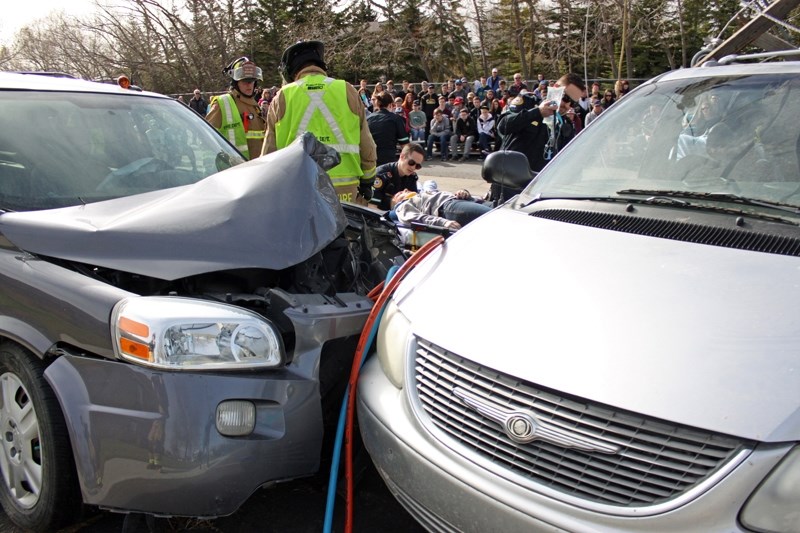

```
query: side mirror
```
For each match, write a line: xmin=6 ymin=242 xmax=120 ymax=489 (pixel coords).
xmin=481 ymin=151 xmax=534 ymax=190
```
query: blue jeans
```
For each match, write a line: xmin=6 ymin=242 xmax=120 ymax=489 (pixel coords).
xmin=478 ymin=132 xmax=495 ymax=152
xmin=441 ymin=200 xmax=491 ymax=226
xmin=411 ymin=129 xmax=425 ymax=141
xmin=427 ymin=133 xmax=451 ymax=158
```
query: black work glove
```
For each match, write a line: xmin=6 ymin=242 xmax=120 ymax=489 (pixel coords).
xmin=358 ymin=181 xmax=373 ymax=201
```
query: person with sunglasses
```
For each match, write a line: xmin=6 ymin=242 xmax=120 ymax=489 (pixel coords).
xmin=600 ymin=90 xmax=616 ymax=110
xmin=371 ymin=143 xmax=426 ymax=211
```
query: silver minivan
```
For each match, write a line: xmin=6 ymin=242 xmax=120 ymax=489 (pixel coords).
xmin=357 ymin=60 xmax=800 ymax=532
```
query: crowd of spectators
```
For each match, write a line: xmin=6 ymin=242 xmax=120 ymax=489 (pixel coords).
xmin=188 ymin=71 xmax=632 ymax=165
xmin=346 ymin=71 xmax=632 ymax=162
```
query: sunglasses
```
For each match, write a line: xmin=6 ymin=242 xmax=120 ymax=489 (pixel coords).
xmin=407 ymin=159 xmax=423 ymax=169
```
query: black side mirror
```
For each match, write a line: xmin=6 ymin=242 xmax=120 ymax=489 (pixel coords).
xmin=481 ymin=151 xmax=534 ymax=189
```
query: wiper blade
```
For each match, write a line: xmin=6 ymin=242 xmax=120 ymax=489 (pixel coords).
xmin=618 ymin=189 xmax=800 ymax=215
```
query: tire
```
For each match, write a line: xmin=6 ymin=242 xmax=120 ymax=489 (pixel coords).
xmin=0 ymin=342 xmax=82 ymax=531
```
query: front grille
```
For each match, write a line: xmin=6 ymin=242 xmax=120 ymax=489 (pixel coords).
xmin=413 ymin=338 xmax=751 ymax=509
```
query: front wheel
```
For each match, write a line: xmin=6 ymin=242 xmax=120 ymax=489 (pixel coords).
xmin=0 ymin=343 xmax=81 ymax=531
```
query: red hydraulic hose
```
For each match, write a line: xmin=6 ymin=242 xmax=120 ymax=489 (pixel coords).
xmin=343 ymin=236 xmax=445 ymax=532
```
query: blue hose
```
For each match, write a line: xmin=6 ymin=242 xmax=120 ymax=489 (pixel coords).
xmin=323 ymin=266 xmax=400 ymax=533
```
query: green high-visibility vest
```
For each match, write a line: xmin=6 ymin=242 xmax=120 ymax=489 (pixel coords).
xmin=213 ymin=93 xmax=251 ymax=158
xmin=276 ymin=75 xmax=362 ymax=187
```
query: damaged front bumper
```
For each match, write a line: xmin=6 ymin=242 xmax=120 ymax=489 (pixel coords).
xmin=44 ymin=292 xmax=372 ymax=517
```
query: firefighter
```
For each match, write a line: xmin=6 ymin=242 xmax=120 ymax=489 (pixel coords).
xmin=206 ymin=57 xmax=266 ymax=160
xmin=262 ymin=41 xmax=377 ymax=204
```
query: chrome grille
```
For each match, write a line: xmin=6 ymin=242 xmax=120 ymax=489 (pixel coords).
xmin=413 ymin=338 xmax=751 ymax=508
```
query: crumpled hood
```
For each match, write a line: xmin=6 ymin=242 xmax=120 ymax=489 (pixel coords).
xmin=394 ymin=207 xmax=800 ymax=442
xmin=0 ymin=134 xmax=346 ymax=280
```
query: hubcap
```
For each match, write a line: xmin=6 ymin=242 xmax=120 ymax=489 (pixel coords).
xmin=0 ymin=372 xmax=42 ymax=509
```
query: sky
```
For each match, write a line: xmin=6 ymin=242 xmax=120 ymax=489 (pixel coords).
xmin=0 ymin=0 xmax=98 ymax=45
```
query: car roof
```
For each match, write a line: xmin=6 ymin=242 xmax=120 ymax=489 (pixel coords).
xmin=0 ymin=71 xmax=168 ymax=98
xmin=653 ymin=60 xmax=800 ymax=83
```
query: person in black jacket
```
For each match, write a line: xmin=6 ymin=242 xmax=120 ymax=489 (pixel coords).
xmin=371 ymin=143 xmax=426 ymax=211
xmin=494 ymin=73 xmax=585 ymax=203
xmin=188 ymin=89 xmax=207 ymax=116
xmin=498 ymin=73 xmax=585 ymax=173
xmin=367 ymin=92 xmax=409 ymax=166
xmin=450 ymin=108 xmax=477 ymax=161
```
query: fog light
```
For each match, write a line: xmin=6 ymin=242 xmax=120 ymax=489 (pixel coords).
xmin=216 ymin=401 xmax=256 ymax=436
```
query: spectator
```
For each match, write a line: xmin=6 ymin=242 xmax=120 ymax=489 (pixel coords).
xmin=368 ymin=92 xmax=410 ymax=166
xmin=475 ymin=76 xmax=489 ymax=100
xmin=482 ymin=89 xmax=497 ymax=109
xmin=402 ymin=92 xmax=416 ymax=115
xmin=538 ymin=85 xmax=549 ymax=103
xmin=398 ymin=80 xmax=412 ymax=100
xmin=450 ymin=107 xmax=477 ymax=161
xmin=408 ymin=101 xmax=427 ymax=142
xmin=440 ymin=81 xmax=452 ymax=98
xmin=600 ymin=90 xmax=616 ymax=110
xmin=262 ymin=42 xmax=375 ymax=203
xmin=372 ymin=143 xmax=425 ymax=210
xmin=560 ymin=101 xmax=582 ymax=140
xmin=189 ymin=89 xmax=207 ymax=116
xmin=392 ymin=184 xmax=491 ymax=230
xmin=498 ymin=79 xmax=508 ymax=96
xmin=469 ymin=95 xmax=483 ymax=123
xmin=488 ymin=67 xmax=502 ymax=92
xmin=427 ymin=109 xmax=452 ymax=161
xmin=393 ymin=96 xmax=409 ymax=132
xmin=508 ymin=73 xmax=529 ymax=97
xmin=358 ymin=85 xmax=371 ymax=112
xmin=436 ymin=95 xmax=452 ymax=119
xmin=489 ymin=94 xmax=503 ymax=113
xmin=417 ymin=81 xmax=429 ymax=100
xmin=420 ymin=84 xmax=439 ymax=135
xmin=447 ymin=94 xmax=457 ymax=115
xmin=476 ymin=104 xmax=496 ymax=157
xmin=207 ymin=56 xmax=265 ymax=160
xmin=450 ymin=79 xmax=468 ymax=100
xmin=585 ymin=99 xmax=604 ymax=126
xmin=615 ymin=79 xmax=631 ymax=99
xmin=386 ymin=80 xmax=397 ymax=98
xmin=533 ymin=81 xmax=548 ymax=101
xmin=359 ymin=79 xmax=372 ymax=99
xmin=575 ymin=87 xmax=591 ymax=124
xmin=452 ymin=96 xmax=466 ymax=116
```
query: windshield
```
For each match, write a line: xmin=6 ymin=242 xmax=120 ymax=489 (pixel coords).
xmin=0 ymin=90 xmax=245 ymax=211
xmin=522 ymin=73 xmax=800 ymax=215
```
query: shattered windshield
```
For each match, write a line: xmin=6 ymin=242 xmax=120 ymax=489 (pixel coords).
xmin=0 ymin=91 xmax=245 ymax=212
xmin=522 ymin=73 xmax=800 ymax=217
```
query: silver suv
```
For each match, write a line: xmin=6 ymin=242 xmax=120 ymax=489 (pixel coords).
xmin=358 ymin=60 xmax=800 ymax=532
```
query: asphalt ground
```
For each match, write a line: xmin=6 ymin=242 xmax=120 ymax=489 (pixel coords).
xmin=415 ymin=157 xmax=490 ymax=199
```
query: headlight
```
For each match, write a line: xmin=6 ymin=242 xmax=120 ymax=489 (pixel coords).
xmin=112 ymin=297 xmax=284 ymax=370
xmin=740 ymin=445 xmax=800 ymax=533
xmin=375 ymin=298 xmax=412 ymax=388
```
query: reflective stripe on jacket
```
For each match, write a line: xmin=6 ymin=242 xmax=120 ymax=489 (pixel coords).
xmin=214 ymin=93 xmax=251 ymax=158
xmin=276 ymin=75 xmax=362 ymax=187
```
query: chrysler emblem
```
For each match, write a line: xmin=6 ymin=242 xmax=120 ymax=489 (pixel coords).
xmin=453 ymin=387 xmax=620 ymax=454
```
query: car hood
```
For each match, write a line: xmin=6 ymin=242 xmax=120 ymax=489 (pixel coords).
xmin=0 ymin=134 xmax=346 ymax=280
xmin=393 ymin=207 xmax=800 ymax=442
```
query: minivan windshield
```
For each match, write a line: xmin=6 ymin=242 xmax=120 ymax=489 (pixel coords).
xmin=0 ymin=91 xmax=245 ymax=212
xmin=522 ymin=74 xmax=800 ymax=215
